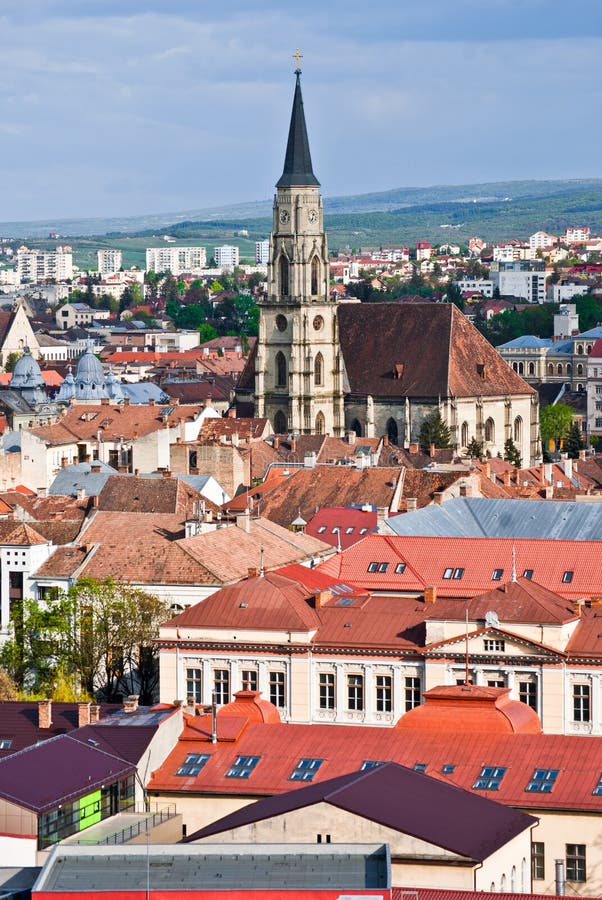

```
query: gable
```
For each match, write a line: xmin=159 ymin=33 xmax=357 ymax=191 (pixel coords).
xmin=424 ymin=626 xmax=564 ymax=660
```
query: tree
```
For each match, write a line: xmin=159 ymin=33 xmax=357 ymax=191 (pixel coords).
xmin=539 ymin=403 xmax=573 ymax=454
xmin=418 ymin=410 xmax=452 ymax=452
xmin=565 ymin=421 xmax=585 ymax=459
xmin=0 ymin=579 xmax=170 ymax=703
xmin=0 ymin=668 xmax=18 ymax=699
xmin=4 ymin=351 xmax=22 ymax=373
xmin=466 ymin=437 xmax=483 ymax=459
xmin=160 ymin=274 xmax=181 ymax=304
xmin=503 ymin=437 xmax=522 ymax=468
xmin=198 ymin=323 xmax=218 ymax=343
xmin=444 ymin=282 xmax=464 ymax=310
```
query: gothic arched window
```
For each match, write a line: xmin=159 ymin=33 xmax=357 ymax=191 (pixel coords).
xmin=276 ymin=351 xmax=287 ymax=387
xmin=274 ymin=411 xmax=287 ymax=434
xmin=280 ymin=256 xmax=289 ymax=297
xmin=311 ymin=256 xmax=320 ymax=295
xmin=315 ymin=411 xmax=325 ymax=434
xmin=513 ymin=415 xmax=522 ymax=444
xmin=386 ymin=417 xmax=398 ymax=445
xmin=484 ymin=417 xmax=495 ymax=443
xmin=314 ymin=352 xmax=324 ymax=386
xmin=461 ymin=421 xmax=469 ymax=447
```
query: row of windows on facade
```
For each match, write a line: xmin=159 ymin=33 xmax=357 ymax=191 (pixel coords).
xmin=459 ymin=416 xmax=522 ymax=447
xmin=273 ymin=351 xmax=325 ymax=387
xmin=187 ymin=668 xmax=594 ymax=723
xmin=511 ymin=360 xmax=589 ymax=377
xmin=532 ymin=843 xmax=587 ymax=884
xmin=279 ymin=256 xmax=321 ymax=297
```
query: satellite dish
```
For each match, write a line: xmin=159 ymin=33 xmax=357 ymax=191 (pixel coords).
xmin=485 ymin=610 xmax=499 ymax=628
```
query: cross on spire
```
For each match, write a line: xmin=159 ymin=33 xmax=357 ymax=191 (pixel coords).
xmin=293 ymin=48 xmax=303 ymax=73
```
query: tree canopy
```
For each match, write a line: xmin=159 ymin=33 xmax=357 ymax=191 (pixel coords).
xmin=539 ymin=402 xmax=573 ymax=453
xmin=418 ymin=409 xmax=452 ymax=452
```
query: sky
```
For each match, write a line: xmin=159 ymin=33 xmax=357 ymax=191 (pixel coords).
xmin=0 ymin=0 xmax=601 ymax=222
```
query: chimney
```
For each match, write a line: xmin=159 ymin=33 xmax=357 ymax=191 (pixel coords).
xmin=291 ymin=436 xmax=297 ymax=452
xmin=482 ymin=461 xmax=491 ymax=478
xmin=123 ymin=397 xmax=131 ymax=406
xmin=424 ymin=586 xmax=437 ymax=603
xmin=90 ymin=463 xmax=101 ymax=473
xmin=502 ymin=470 xmax=511 ymax=486
xmin=61 ymin=456 xmax=69 ymax=468
xmin=347 ymin=430 xmax=357 ymax=445
xmin=382 ymin=434 xmax=389 ymax=447
xmin=314 ymin=589 xmax=332 ymax=609
xmin=433 ymin=491 xmax=444 ymax=505
xmin=228 ymin=407 xmax=236 ymax=418
xmin=204 ymin=397 xmax=213 ymax=408
xmin=123 ymin=694 xmax=139 ymax=713
xmin=37 ymin=487 xmax=47 ymax=498
xmin=78 ymin=702 xmax=91 ymax=727
xmin=100 ymin=397 xmax=110 ymax=406
xmin=76 ymin=488 xmax=86 ymax=502
xmin=406 ymin=497 xmax=418 ymax=511
xmin=273 ymin=435 xmax=279 ymax=450
xmin=555 ymin=860 xmax=566 ymax=896
xmin=545 ymin=485 xmax=554 ymax=499
xmin=236 ymin=509 xmax=251 ymax=532
xmin=149 ymin=398 xmax=155 ymax=406
xmin=247 ymin=566 xmax=259 ymax=578
xmin=376 ymin=506 xmax=389 ymax=527
xmin=579 ymin=448 xmax=586 ymax=460
xmin=429 ymin=443 xmax=436 ymax=458
xmin=38 ymin=699 xmax=52 ymax=729
xmin=162 ymin=469 xmax=172 ymax=478
xmin=90 ymin=704 xmax=101 ymax=723
xmin=560 ymin=453 xmax=573 ymax=480
xmin=459 ymin=483 xmax=473 ymax=498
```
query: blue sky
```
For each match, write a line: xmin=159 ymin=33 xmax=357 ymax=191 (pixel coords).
xmin=0 ymin=0 xmax=601 ymax=221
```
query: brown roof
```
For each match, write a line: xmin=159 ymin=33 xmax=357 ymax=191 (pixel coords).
xmin=200 ymin=417 xmax=271 ymax=443
xmin=34 ymin=544 xmax=89 ymax=578
xmin=0 ymin=520 xmax=48 ymax=545
xmin=338 ymin=303 xmax=536 ymax=399
xmin=161 ymin=380 xmax=231 ymax=405
xmin=96 ymin=474 xmax=206 ymax=516
xmin=424 ymin=577 xmax=577 ymax=625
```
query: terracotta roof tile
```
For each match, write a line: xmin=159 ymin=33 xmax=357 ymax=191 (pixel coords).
xmin=96 ymin=475 xmax=206 ymax=516
xmin=30 ymin=403 xmax=205 ymax=445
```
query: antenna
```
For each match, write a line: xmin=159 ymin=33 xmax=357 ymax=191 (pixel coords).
xmin=211 ymin=690 xmax=218 ymax=745
xmin=259 ymin=545 xmax=265 ymax=578
xmin=511 ymin=544 xmax=517 ymax=582
xmin=336 ymin=528 xmax=342 ymax=554
xmin=464 ymin=608 xmax=470 ymax=688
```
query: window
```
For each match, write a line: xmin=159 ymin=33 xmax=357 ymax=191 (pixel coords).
xmin=276 ymin=351 xmax=287 ymax=387
xmin=487 ymin=678 xmax=505 ymax=688
xmin=0 ymin=739 xmax=12 ymax=749
xmin=442 ymin=764 xmax=456 ymax=774
xmin=414 ymin=763 xmax=427 ymax=773
xmin=484 ymin=639 xmax=505 ymax=652
xmin=405 ymin=676 xmax=421 ymax=711
xmin=213 ymin=669 xmax=230 ymax=705
xmin=532 ymin=842 xmax=545 ymax=881
xmin=395 ymin=562 xmax=406 ymax=574
xmin=226 ymin=755 xmax=260 ymax=778
xmin=347 ymin=674 xmax=364 ymax=711
xmin=484 ymin=417 xmax=495 ymax=442
xmin=491 ymin=568 xmax=504 ymax=581
xmin=592 ymin=773 xmax=602 ymax=796
xmin=473 ymin=765 xmax=507 ymax=790
xmin=317 ymin=525 xmax=327 ymax=534
xmin=563 ymin=570 xmax=574 ymax=583
xmin=461 ymin=421 xmax=469 ymax=446
xmin=519 ymin=680 xmax=537 ymax=711
xmin=443 ymin=567 xmax=453 ymax=579
xmin=290 ymin=758 xmax=323 ymax=781
xmin=269 ymin=671 xmax=286 ymax=708
xmin=176 ymin=753 xmax=210 ymax=777
xmin=375 ymin=675 xmax=392 ymax=712
xmin=523 ymin=568 xmax=534 ymax=580
xmin=566 ymin=844 xmax=586 ymax=883
xmin=367 ymin=562 xmax=378 ymax=572
xmin=319 ymin=672 xmax=335 ymax=710
xmin=361 ymin=760 xmax=385 ymax=771
xmin=573 ymin=683 xmax=591 ymax=722
xmin=186 ymin=668 xmax=202 ymax=704
xmin=241 ymin=669 xmax=258 ymax=692
xmin=311 ymin=256 xmax=320 ymax=295
xmin=526 ymin=768 xmax=559 ymax=792
xmin=378 ymin=562 xmax=389 ymax=573
xmin=314 ymin=352 xmax=324 ymax=386
xmin=279 ymin=256 xmax=289 ymax=296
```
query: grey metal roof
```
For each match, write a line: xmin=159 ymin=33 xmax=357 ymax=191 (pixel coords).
xmin=120 ymin=383 xmax=169 ymax=405
xmin=49 ymin=460 xmax=118 ymax=497
xmin=34 ymin=843 xmax=390 ymax=892
xmin=497 ymin=336 xmax=552 ymax=349
xmin=276 ymin=72 xmax=320 ymax=189
xmin=385 ymin=496 xmax=602 ymax=541
xmin=1 ymin=429 xmax=21 ymax=453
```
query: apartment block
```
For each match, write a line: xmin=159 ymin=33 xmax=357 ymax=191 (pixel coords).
xmin=96 ymin=248 xmax=123 ymax=275
xmin=213 ymin=245 xmax=240 ymax=267
xmin=17 ymin=247 xmax=73 ymax=284
xmin=255 ymin=240 xmax=269 ymax=265
xmin=145 ymin=246 xmax=207 ymax=275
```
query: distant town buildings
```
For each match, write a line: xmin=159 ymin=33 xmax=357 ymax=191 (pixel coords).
xmin=255 ymin=240 xmax=269 ymax=264
xmin=16 ymin=246 xmax=73 ymax=283
xmin=96 ymin=248 xmax=122 ymax=275
xmin=145 ymin=245 xmax=207 ymax=275
xmin=213 ymin=245 xmax=240 ymax=267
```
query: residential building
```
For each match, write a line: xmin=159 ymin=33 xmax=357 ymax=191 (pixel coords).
xmin=213 ymin=245 xmax=240 ymax=267
xmin=55 ymin=302 xmax=110 ymax=330
xmin=415 ymin=241 xmax=432 ymax=261
xmin=255 ymin=240 xmax=269 ymax=264
xmin=490 ymin=261 xmax=547 ymax=303
xmin=145 ymin=246 xmax=207 ymax=275
xmin=96 ymin=248 xmax=122 ymax=275
xmin=564 ymin=227 xmax=590 ymax=243
xmin=586 ymin=339 xmax=602 ymax=440
xmin=455 ymin=277 xmax=494 ymax=298
xmin=16 ymin=247 xmax=73 ymax=283
xmin=549 ymin=282 xmax=588 ymax=302
xmin=529 ymin=232 xmax=557 ymax=250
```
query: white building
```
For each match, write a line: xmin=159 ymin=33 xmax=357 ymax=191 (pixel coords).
xmin=490 ymin=267 xmax=547 ymax=303
xmin=97 ymin=248 xmax=123 ymax=275
xmin=455 ymin=278 xmax=494 ymax=298
xmin=549 ymin=283 xmax=589 ymax=303
xmin=145 ymin=246 xmax=207 ymax=276
xmin=213 ymin=245 xmax=240 ymax=267
xmin=255 ymin=241 xmax=269 ymax=265
xmin=529 ymin=231 xmax=557 ymax=250
xmin=565 ymin=227 xmax=590 ymax=243
xmin=16 ymin=247 xmax=73 ymax=284
xmin=586 ymin=339 xmax=602 ymax=441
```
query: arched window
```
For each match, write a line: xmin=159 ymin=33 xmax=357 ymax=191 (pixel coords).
xmin=518 ymin=362 xmax=524 ymax=374
xmin=276 ymin=351 xmax=287 ymax=387
xmin=500 ymin=874 xmax=507 ymax=893
xmin=513 ymin=415 xmax=522 ymax=444
xmin=577 ymin=344 xmax=584 ymax=355
xmin=587 ymin=344 xmax=593 ymax=353
xmin=461 ymin=421 xmax=469 ymax=447
xmin=274 ymin=411 xmax=287 ymax=434
xmin=577 ymin=382 xmax=584 ymax=392
xmin=350 ymin=418 xmax=362 ymax=437
xmin=521 ymin=858 xmax=527 ymax=892
xmin=528 ymin=362 xmax=535 ymax=375
xmin=484 ymin=417 xmax=495 ymax=442
xmin=566 ymin=363 xmax=572 ymax=374
xmin=557 ymin=363 xmax=563 ymax=375
xmin=511 ymin=866 xmax=516 ymax=893
xmin=577 ymin=363 xmax=583 ymax=375
xmin=314 ymin=352 xmax=324 ymax=386
xmin=311 ymin=256 xmax=320 ymax=295
xmin=279 ymin=255 xmax=289 ymax=297
xmin=512 ymin=362 xmax=518 ymax=372
xmin=386 ymin=417 xmax=398 ymax=445
xmin=315 ymin=411 xmax=325 ymax=434
xmin=548 ymin=363 xmax=554 ymax=375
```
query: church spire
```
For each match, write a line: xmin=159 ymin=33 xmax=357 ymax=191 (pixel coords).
xmin=276 ymin=59 xmax=320 ymax=188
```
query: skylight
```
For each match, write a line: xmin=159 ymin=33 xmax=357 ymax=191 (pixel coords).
xmin=442 ymin=764 xmax=456 ymax=774
xmin=317 ymin=526 xmax=327 ymax=534
xmin=413 ymin=763 xmax=428 ymax=773
xmin=492 ymin=568 xmax=504 ymax=581
xmin=525 ymin=768 xmax=559 ymax=793
xmin=226 ymin=755 xmax=260 ymax=779
xmin=443 ymin=567 xmax=453 ymax=579
xmin=453 ymin=567 xmax=464 ymax=579
xmin=290 ymin=758 xmax=323 ymax=781
xmin=523 ymin=569 xmax=534 ymax=579
xmin=345 ymin=527 xmax=354 ymax=534
xmin=176 ymin=753 xmax=210 ymax=777
xmin=378 ymin=562 xmax=389 ymax=573
xmin=395 ymin=562 xmax=406 ymax=574
xmin=359 ymin=528 xmax=368 ymax=535
xmin=473 ymin=765 xmax=507 ymax=790
xmin=0 ymin=739 xmax=12 ymax=750
xmin=367 ymin=562 xmax=378 ymax=572
xmin=593 ymin=773 xmax=602 ymax=796
xmin=361 ymin=760 xmax=385 ymax=771
xmin=562 ymin=571 xmax=574 ymax=583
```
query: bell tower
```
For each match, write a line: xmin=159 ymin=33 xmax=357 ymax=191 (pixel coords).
xmin=255 ymin=55 xmax=344 ymax=436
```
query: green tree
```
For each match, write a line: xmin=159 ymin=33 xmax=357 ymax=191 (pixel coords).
xmin=466 ymin=437 xmax=483 ymax=459
xmin=198 ymin=323 xmax=218 ymax=343
xmin=503 ymin=437 xmax=522 ymax=468
xmin=418 ymin=410 xmax=452 ymax=452
xmin=160 ymin=274 xmax=181 ymax=304
xmin=564 ymin=421 xmax=585 ymax=459
xmin=539 ymin=403 xmax=573 ymax=454
xmin=4 ymin=351 xmax=22 ymax=373
xmin=444 ymin=282 xmax=464 ymax=310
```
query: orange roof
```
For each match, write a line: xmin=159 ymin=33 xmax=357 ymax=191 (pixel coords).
xmin=396 ymin=685 xmax=542 ymax=735
xmin=219 ymin=691 xmax=281 ymax=725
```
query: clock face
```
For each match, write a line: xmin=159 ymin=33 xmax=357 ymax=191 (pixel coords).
xmin=308 ymin=209 xmax=318 ymax=224
xmin=279 ymin=209 xmax=290 ymax=225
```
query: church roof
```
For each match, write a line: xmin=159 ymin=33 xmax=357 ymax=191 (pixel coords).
xmin=337 ymin=303 xmax=536 ymax=399
xmin=276 ymin=72 xmax=320 ymax=188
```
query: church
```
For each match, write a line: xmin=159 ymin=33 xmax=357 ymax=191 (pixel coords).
xmin=237 ymin=64 xmax=540 ymax=466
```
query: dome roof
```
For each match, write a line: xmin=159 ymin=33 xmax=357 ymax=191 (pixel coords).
xmin=105 ymin=366 xmax=124 ymax=401
xmin=218 ymin=690 xmax=281 ymax=724
xmin=56 ymin=366 xmax=76 ymax=402
xmin=10 ymin=346 xmax=44 ymax=388
xmin=73 ymin=341 xmax=108 ymax=400
xmin=395 ymin=685 xmax=541 ymax=735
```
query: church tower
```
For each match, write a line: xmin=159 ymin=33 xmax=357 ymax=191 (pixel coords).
xmin=255 ymin=58 xmax=344 ymax=436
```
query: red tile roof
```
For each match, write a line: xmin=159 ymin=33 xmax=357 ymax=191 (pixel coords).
xmin=396 ymin=686 xmax=541 ymax=735
xmin=305 ymin=506 xmax=378 ymax=549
